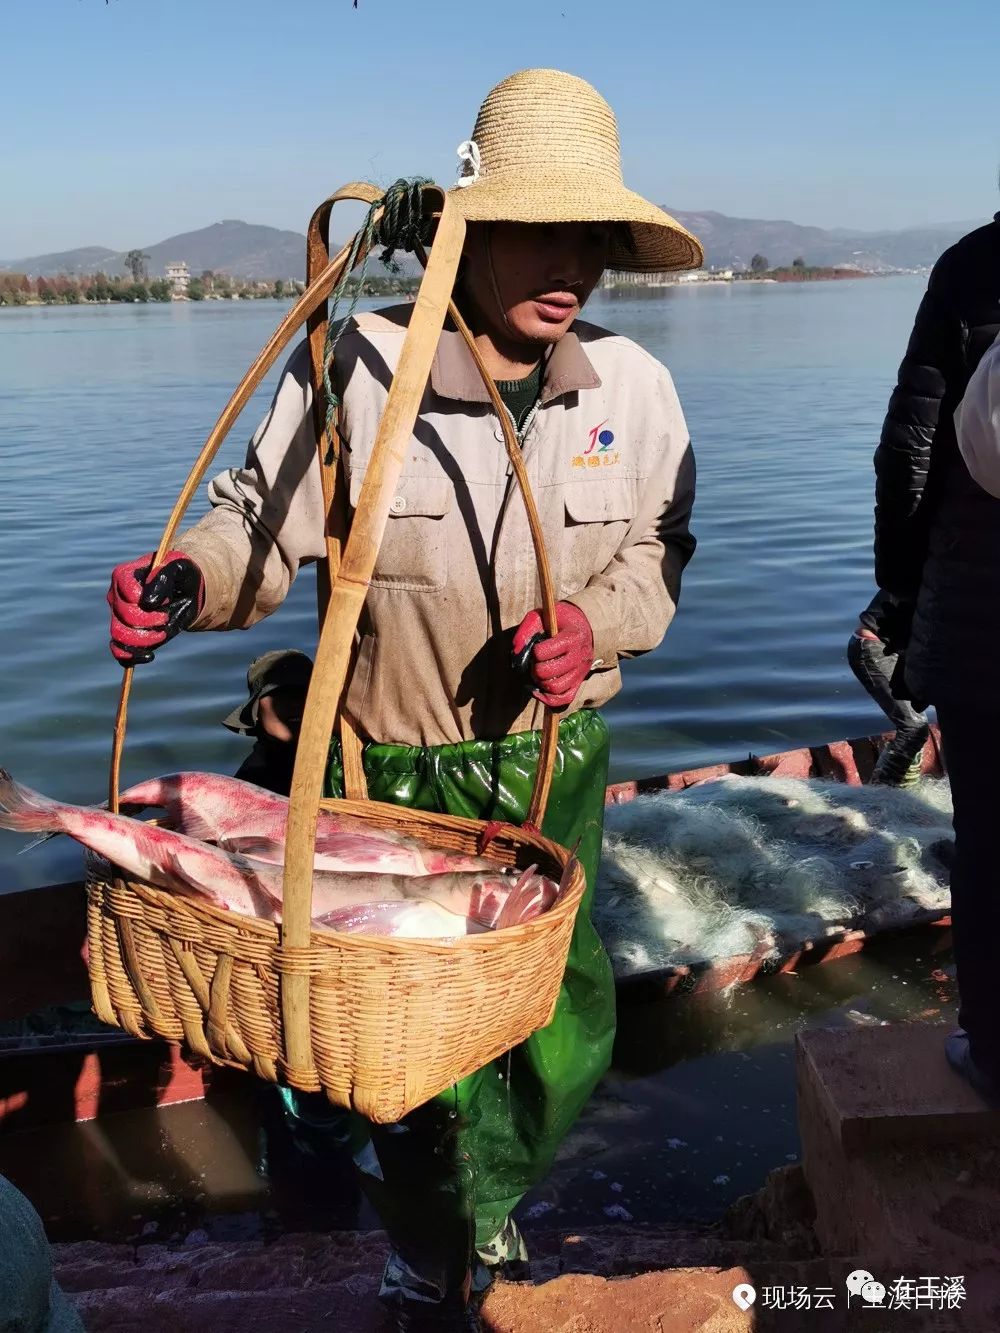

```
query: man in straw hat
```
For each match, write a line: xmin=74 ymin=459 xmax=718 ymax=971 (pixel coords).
xmin=107 ymin=68 xmax=702 ymax=1330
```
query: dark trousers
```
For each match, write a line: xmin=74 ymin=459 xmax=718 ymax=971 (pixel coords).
xmin=935 ymin=700 xmax=1000 ymax=1080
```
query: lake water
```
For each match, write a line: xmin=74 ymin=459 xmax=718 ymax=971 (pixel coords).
xmin=1 ymin=278 xmax=958 ymax=1235
xmin=0 ymin=278 xmax=928 ymax=891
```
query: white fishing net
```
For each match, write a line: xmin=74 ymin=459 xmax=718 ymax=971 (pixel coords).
xmin=595 ymin=776 xmax=954 ymax=979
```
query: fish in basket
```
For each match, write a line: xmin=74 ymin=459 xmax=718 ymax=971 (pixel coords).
xmin=0 ymin=768 xmax=569 ymax=938
xmin=0 ymin=762 xmax=585 ymax=1124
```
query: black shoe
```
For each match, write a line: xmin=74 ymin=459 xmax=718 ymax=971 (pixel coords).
xmin=489 ymin=1257 xmax=531 ymax=1284
xmin=945 ymin=1030 xmax=1000 ymax=1108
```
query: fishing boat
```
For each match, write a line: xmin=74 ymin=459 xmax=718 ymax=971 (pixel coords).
xmin=0 ymin=726 xmax=952 ymax=1142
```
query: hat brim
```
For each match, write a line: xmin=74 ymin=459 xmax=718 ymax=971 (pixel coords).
xmin=223 ymin=650 xmax=314 ymax=735
xmin=447 ymin=174 xmax=703 ymax=273
xmin=222 ymin=698 xmax=259 ymax=735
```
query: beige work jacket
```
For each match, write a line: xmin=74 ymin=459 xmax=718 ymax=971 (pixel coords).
xmin=180 ymin=305 xmax=695 ymax=746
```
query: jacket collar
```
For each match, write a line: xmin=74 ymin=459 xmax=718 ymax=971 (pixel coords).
xmin=430 ymin=326 xmax=601 ymax=406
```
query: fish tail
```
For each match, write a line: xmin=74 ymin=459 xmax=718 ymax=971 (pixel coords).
xmin=16 ymin=795 xmax=127 ymax=854
xmin=0 ymin=769 xmax=68 ymax=834
xmin=496 ymin=864 xmax=541 ymax=930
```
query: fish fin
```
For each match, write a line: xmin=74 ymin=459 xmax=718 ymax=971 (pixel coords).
xmin=314 ymin=903 xmax=394 ymax=936
xmin=226 ymin=852 xmax=284 ymax=918
xmin=221 ymin=835 xmax=284 ymax=862
xmin=495 ymin=860 xmax=568 ymax=930
xmin=17 ymin=830 xmax=60 ymax=854
xmin=172 ymin=811 xmax=218 ymax=842
xmin=514 ymin=863 xmax=540 ymax=893
xmin=313 ymin=830 xmax=419 ymax=868
xmin=162 ymin=847 xmax=252 ymax=915
xmin=162 ymin=849 xmax=210 ymax=898
xmin=0 ymin=769 xmax=63 ymax=834
xmin=220 ymin=833 xmax=388 ymax=872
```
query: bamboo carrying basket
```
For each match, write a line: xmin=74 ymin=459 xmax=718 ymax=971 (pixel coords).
xmin=85 ymin=183 xmax=586 ymax=1123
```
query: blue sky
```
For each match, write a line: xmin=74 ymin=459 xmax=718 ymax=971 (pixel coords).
xmin=4 ymin=0 xmax=1000 ymax=257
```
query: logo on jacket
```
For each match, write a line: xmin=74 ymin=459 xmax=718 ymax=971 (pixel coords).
xmin=584 ymin=421 xmax=616 ymax=455
xmin=573 ymin=420 xmax=620 ymax=470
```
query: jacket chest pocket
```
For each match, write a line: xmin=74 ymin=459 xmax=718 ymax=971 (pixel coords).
xmin=560 ymin=479 xmax=636 ymax=598
xmin=349 ymin=473 xmax=452 ymax=592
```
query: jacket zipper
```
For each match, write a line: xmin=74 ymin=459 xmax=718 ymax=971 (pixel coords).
xmin=517 ymin=402 xmax=540 ymax=449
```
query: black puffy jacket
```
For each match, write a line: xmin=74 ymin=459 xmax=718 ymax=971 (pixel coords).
xmin=873 ymin=214 xmax=1000 ymax=702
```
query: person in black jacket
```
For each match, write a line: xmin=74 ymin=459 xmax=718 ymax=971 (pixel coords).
xmin=871 ymin=212 xmax=1000 ymax=1101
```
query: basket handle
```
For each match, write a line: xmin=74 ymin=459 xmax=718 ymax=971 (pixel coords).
xmin=279 ymin=189 xmax=465 ymax=1083
xmin=305 ymin=187 xmax=378 ymax=802
xmin=107 ymin=184 xmax=383 ymax=814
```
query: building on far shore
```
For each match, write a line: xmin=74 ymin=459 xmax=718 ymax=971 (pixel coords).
xmin=165 ymin=262 xmax=190 ymax=297
xmin=602 ymin=267 xmax=734 ymax=289
xmin=601 ymin=269 xmax=676 ymax=289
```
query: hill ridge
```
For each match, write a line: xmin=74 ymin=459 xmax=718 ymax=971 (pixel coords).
xmin=3 ymin=210 xmax=993 ymax=279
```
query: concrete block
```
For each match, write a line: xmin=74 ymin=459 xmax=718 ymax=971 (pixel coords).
xmin=797 ymin=1025 xmax=1000 ymax=1152
xmin=797 ymin=1022 xmax=1000 ymax=1321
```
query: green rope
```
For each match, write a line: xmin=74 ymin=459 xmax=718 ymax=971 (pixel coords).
xmin=321 ymin=177 xmax=434 ymax=455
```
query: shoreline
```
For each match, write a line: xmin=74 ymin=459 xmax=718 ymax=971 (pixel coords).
xmin=3 ymin=270 xmax=903 ymax=310
xmin=602 ymin=269 xmax=885 ymax=292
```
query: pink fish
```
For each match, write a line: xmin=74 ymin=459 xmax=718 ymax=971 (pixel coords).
xmin=0 ymin=767 xmax=271 ymax=919
xmin=315 ymin=901 xmax=490 ymax=939
xmin=0 ymin=769 xmax=563 ymax=932
xmin=117 ymin=772 xmax=498 ymax=877
xmin=315 ymin=863 xmax=567 ymax=938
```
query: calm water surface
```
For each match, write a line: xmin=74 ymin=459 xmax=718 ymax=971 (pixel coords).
xmin=0 ymin=279 xmax=927 ymax=890
xmin=0 ymin=281 xmax=954 ymax=1234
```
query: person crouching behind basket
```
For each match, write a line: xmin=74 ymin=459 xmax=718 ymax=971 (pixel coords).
xmin=106 ymin=68 xmax=701 ymax=1332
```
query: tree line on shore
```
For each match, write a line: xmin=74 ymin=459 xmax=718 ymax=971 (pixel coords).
xmin=0 ymin=266 xmax=423 ymax=307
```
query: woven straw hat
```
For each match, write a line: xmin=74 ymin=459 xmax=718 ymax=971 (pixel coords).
xmin=447 ymin=68 xmax=703 ymax=274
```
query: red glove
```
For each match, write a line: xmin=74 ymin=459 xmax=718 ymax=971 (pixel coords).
xmin=108 ymin=551 xmax=204 ymax=666
xmin=512 ymin=602 xmax=595 ymax=708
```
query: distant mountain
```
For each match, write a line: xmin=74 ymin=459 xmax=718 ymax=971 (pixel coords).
xmin=664 ymin=208 xmax=989 ymax=272
xmin=0 ymin=244 xmax=119 ymax=276
xmin=814 ymin=221 xmax=989 ymax=272
xmin=1 ymin=221 xmax=309 ymax=281
xmin=3 ymin=209 xmax=994 ymax=280
xmin=142 ymin=220 xmax=306 ymax=280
